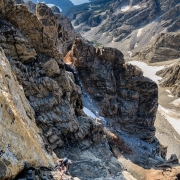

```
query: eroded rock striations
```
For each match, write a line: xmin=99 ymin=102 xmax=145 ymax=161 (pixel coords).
xmin=0 ymin=47 xmax=54 ymax=179
xmin=138 ymin=32 xmax=180 ymax=63
xmin=156 ymin=60 xmax=180 ymax=97
xmin=0 ymin=1 xmax=122 ymax=179
xmin=71 ymin=38 xmax=158 ymax=143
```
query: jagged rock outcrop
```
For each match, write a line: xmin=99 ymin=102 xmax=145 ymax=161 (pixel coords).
xmin=0 ymin=0 xmax=101 ymax=153
xmin=138 ymin=32 xmax=180 ymax=63
xmin=70 ymin=38 xmax=158 ymax=143
xmin=0 ymin=1 xmax=123 ymax=179
xmin=0 ymin=0 xmax=59 ymax=60
xmin=0 ymin=47 xmax=54 ymax=179
xmin=25 ymin=0 xmax=36 ymax=13
xmin=156 ymin=60 xmax=180 ymax=97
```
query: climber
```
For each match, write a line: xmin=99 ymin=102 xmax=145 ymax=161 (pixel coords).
xmin=57 ymin=157 xmax=72 ymax=175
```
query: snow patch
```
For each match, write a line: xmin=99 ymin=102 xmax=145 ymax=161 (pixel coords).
xmin=166 ymin=90 xmax=171 ymax=93
xmin=171 ymin=98 xmax=180 ymax=107
xmin=46 ymin=4 xmax=62 ymax=11
xmin=127 ymin=51 xmax=132 ymax=57
xmin=128 ymin=61 xmax=164 ymax=83
xmin=158 ymin=105 xmax=180 ymax=135
xmin=133 ymin=5 xmax=141 ymax=9
xmin=137 ymin=28 xmax=143 ymax=37
xmin=121 ymin=5 xmax=130 ymax=12
xmin=168 ymin=94 xmax=174 ymax=98
xmin=83 ymin=107 xmax=96 ymax=118
xmin=83 ymin=107 xmax=107 ymax=125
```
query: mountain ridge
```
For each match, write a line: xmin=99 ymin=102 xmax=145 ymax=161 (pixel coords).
xmin=65 ymin=0 xmax=180 ymax=58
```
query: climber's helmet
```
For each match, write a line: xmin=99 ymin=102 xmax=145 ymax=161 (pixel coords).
xmin=63 ymin=157 xmax=68 ymax=164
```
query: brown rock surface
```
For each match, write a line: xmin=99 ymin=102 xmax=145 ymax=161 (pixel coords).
xmin=0 ymin=48 xmax=54 ymax=179
xmin=0 ymin=0 xmax=67 ymax=62
xmin=1 ymin=0 xmax=179 ymax=179
xmin=146 ymin=166 xmax=180 ymax=180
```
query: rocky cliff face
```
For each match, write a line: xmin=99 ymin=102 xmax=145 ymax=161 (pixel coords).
xmin=156 ymin=60 xmax=180 ymax=97
xmin=65 ymin=0 xmax=180 ymax=57
xmin=0 ymin=0 xmax=177 ymax=179
xmin=64 ymin=39 xmax=169 ymax=172
xmin=0 ymin=1 xmax=123 ymax=179
xmin=70 ymin=38 xmax=158 ymax=143
xmin=0 ymin=47 xmax=54 ymax=179
xmin=138 ymin=32 xmax=180 ymax=63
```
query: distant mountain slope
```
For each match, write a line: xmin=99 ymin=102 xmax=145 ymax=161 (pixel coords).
xmin=30 ymin=0 xmax=74 ymax=11
xmin=65 ymin=0 xmax=180 ymax=58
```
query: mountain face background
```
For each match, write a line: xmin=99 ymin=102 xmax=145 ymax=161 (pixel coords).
xmin=65 ymin=0 xmax=180 ymax=58
xmin=29 ymin=0 xmax=74 ymax=11
xmin=28 ymin=0 xmax=92 ymax=11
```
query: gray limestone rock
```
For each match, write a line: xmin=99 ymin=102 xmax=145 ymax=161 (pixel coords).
xmin=72 ymin=38 xmax=158 ymax=143
xmin=156 ymin=60 xmax=180 ymax=97
xmin=138 ymin=32 xmax=180 ymax=63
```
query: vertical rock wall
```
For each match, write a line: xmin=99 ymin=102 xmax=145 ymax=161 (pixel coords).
xmin=0 ymin=48 xmax=54 ymax=179
xmin=72 ymin=38 xmax=158 ymax=143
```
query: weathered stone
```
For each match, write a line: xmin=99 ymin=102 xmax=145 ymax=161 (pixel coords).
xmin=0 ymin=48 xmax=54 ymax=179
xmin=139 ymin=32 xmax=180 ymax=63
xmin=72 ymin=38 xmax=158 ymax=143
xmin=157 ymin=60 xmax=180 ymax=97
xmin=0 ymin=0 xmax=63 ymax=62
xmin=43 ymin=58 xmax=60 ymax=77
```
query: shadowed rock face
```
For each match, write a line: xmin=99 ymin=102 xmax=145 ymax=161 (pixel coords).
xmin=157 ymin=60 xmax=180 ymax=97
xmin=138 ymin=32 xmax=180 ymax=63
xmin=0 ymin=5 xmax=102 ymax=152
xmin=71 ymin=38 xmax=158 ymax=143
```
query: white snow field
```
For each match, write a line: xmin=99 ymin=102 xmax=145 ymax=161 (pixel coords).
xmin=83 ymin=107 xmax=96 ymax=118
xmin=137 ymin=28 xmax=143 ymax=37
xmin=121 ymin=5 xmax=130 ymax=11
xmin=71 ymin=0 xmax=90 ymax=5
xmin=46 ymin=4 xmax=62 ymax=11
xmin=158 ymin=105 xmax=180 ymax=135
xmin=128 ymin=61 xmax=164 ymax=83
